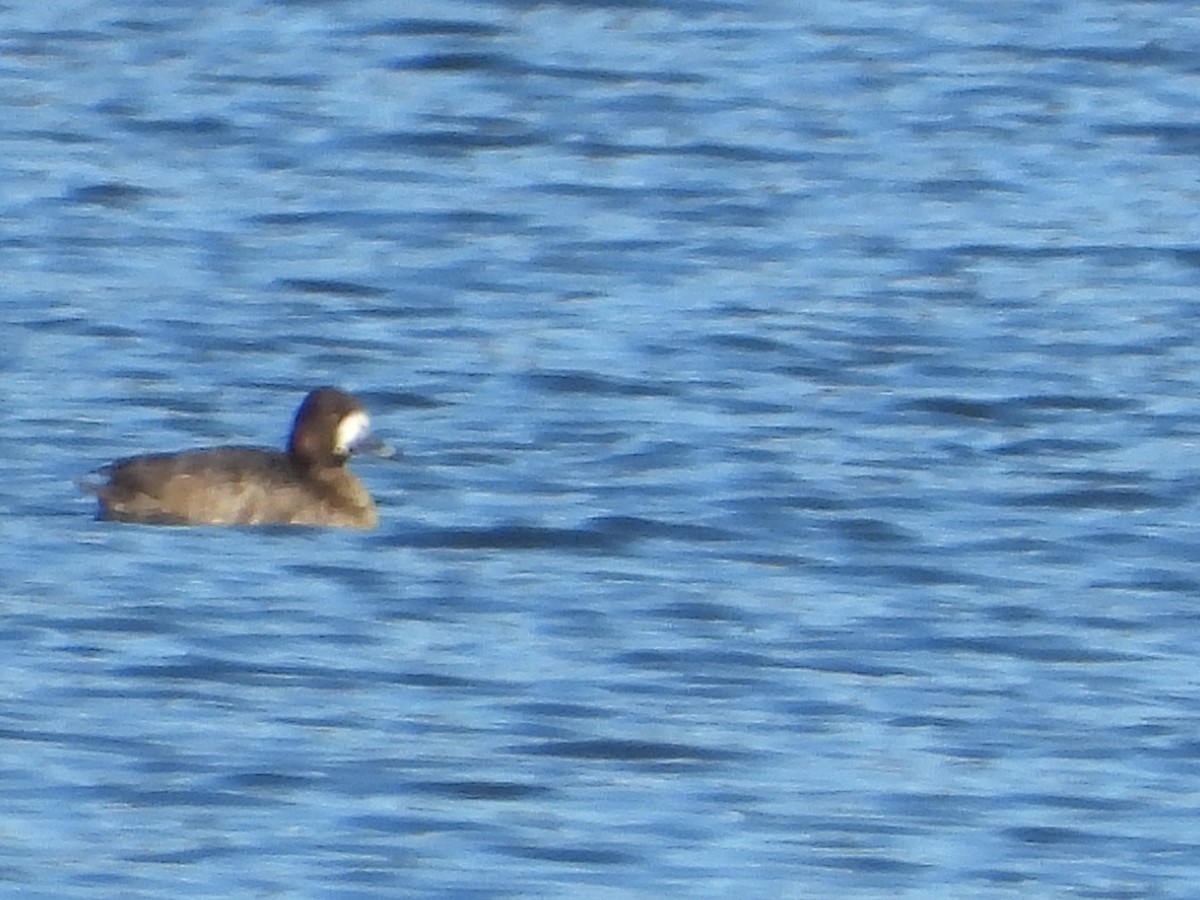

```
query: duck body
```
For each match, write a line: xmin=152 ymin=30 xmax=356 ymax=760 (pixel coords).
xmin=84 ymin=388 xmax=379 ymax=529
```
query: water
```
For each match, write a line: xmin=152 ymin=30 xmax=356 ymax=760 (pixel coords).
xmin=4 ymin=1 xmax=1200 ymax=896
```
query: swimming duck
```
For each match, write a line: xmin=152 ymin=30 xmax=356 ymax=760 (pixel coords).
xmin=83 ymin=387 xmax=381 ymax=528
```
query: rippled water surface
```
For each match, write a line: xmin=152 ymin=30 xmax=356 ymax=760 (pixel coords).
xmin=5 ymin=1 xmax=1200 ymax=897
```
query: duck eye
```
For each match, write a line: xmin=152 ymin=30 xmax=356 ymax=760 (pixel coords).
xmin=335 ymin=411 xmax=371 ymax=454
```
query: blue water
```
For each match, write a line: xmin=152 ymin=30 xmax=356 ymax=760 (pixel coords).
xmin=4 ymin=1 xmax=1200 ymax=897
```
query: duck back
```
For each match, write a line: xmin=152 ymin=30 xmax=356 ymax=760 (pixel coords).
xmin=91 ymin=447 xmax=377 ymax=528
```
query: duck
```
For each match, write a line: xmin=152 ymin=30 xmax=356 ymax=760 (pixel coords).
xmin=83 ymin=387 xmax=381 ymax=528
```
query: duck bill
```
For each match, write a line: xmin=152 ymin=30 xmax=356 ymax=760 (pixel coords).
xmin=349 ymin=433 xmax=396 ymax=459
